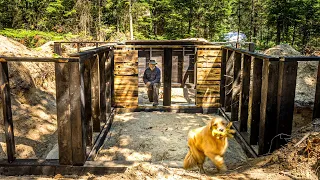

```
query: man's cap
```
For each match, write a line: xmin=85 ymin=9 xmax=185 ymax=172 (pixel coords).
xmin=149 ymin=59 xmax=157 ymax=65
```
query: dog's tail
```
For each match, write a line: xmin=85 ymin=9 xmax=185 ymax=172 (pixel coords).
xmin=183 ymin=150 xmax=197 ymax=169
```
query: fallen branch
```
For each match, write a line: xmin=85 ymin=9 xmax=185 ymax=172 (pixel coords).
xmin=294 ymin=132 xmax=311 ymax=147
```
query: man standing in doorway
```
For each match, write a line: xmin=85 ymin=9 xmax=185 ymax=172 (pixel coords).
xmin=143 ymin=59 xmax=161 ymax=106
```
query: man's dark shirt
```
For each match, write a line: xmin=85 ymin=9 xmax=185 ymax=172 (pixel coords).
xmin=143 ymin=66 xmax=161 ymax=85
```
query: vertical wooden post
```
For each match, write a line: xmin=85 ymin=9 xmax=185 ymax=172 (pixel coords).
xmin=55 ymin=42 xmax=73 ymax=165
xmin=248 ymin=58 xmax=263 ymax=143
xmin=54 ymin=42 xmax=62 ymax=55
xmin=275 ymin=59 xmax=298 ymax=149
xmin=77 ymin=43 xmax=80 ymax=52
xmin=177 ymin=50 xmax=183 ymax=84
xmin=0 ymin=62 xmax=15 ymax=163
xmin=231 ymin=52 xmax=241 ymax=121
xmin=249 ymin=43 xmax=255 ymax=52
xmin=91 ymin=54 xmax=100 ymax=132
xmin=239 ymin=54 xmax=251 ymax=131
xmin=220 ymin=48 xmax=227 ymax=107
xmin=83 ymin=59 xmax=92 ymax=147
xmin=189 ymin=48 xmax=195 ymax=84
xmin=99 ymin=52 xmax=108 ymax=123
xmin=259 ymin=58 xmax=279 ymax=154
xmin=71 ymin=60 xmax=86 ymax=165
xmin=110 ymin=51 xmax=115 ymax=107
xmin=106 ymin=52 xmax=112 ymax=114
xmin=163 ymin=48 xmax=172 ymax=106
xmin=55 ymin=62 xmax=73 ymax=165
xmin=313 ymin=61 xmax=320 ymax=119
xmin=225 ymin=50 xmax=234 ymax=112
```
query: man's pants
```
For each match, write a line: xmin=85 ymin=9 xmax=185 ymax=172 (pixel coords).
xmin=147 ymin=83 xmax=160 ymax=104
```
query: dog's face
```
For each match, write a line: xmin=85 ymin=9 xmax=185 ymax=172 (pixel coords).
xmin=209 ymin=117 xmax=228 ymax=134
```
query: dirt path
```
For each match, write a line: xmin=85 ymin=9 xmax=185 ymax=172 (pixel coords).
xmin=96 ymin=112 xmax=247 ymax=170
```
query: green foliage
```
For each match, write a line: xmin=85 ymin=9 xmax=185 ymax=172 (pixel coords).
xmin=0 ymin=0 xmax=318 ymax=50
xmin=0 ymin=28 xmax=77 ymax=47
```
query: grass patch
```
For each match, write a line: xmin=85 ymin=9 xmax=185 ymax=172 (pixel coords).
xmin=0 ymin=28 xmax=78 ymax=48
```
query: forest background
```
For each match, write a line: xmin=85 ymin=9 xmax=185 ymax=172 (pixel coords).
xmin=0 ymin=0 xmax=319 ymax=51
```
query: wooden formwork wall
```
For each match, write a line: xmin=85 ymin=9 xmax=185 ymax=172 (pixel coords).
xmin=196 ymin=47 xmax=222 ymax=107
xmin=113 ymin=50 xmax=139 ymax=107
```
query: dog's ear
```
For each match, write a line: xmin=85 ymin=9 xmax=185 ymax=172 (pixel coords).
xmin=209 ymin=118 xmax=216 ymax=130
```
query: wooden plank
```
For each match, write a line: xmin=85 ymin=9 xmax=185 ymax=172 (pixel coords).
xmin=218 ymin=108 xmax=258 ymax=158
xmin=71 ymin=62 xmax=86 ymax=165
xmin=220 ymin=49 xmax=227 ymax=108
xmin=91 ymin=55 xmax=100 ymax=132
xmin=224 ymin=46 xmax=276 ymax=60
xmin=83 ymin=59 xmax=93 ymax=147
xmin=114 ymin=90 xmax=139 ymax=96
xmin=275 ymin=60 xmax=298 ymax=149
xmin=197 ymin=50 xmax=221 ymax=57
xmin=114 ymin=85 xmax=138 ymax=92
xmin=248 ymin=58 xmax=263 ymax=145
xmin=197 ymin=74 xmax=221 ymax=81
xmin=55 ymin=62 xmax=72 ymax=165
xmin=196 ymin=84 xmax=220 ymax=89
xmin=163 ymin=48 xmax=172 ymax=106
xmin=106 ymin=53 xmax=112 ymax=115
xmin=115 ymin=97 xmax=138 ymax=101
xmin=313 ymin=61 xmax=320 ymax=119
xmin=172 ymin=56 xmax=179 ymax=83
xmin=54 ymin=42 xmax=62 ymax=55
xmin=231 ymin=52 xmax=241 ymax=122
xmin=249 ymin=43 xmax=255 ymax=52
xmin=239 ymin=54 xmax=251 ymax=131
xmin=196 ymin=97 xmax=220 ymax=103
xmin=259 ymin=59 xmax=279 ymax=154
xmin=188 ymin=52 xmax=195 ymax=84
xmin=197 ymin=80 xmax=220 ymax=85
xmin=114 ymin=50 xmax=138 ymax=62
xmin=196 ymin=62 xmax=221 ymax=68
xmin=197 ymin=90 xmax=220 ymax=95
xmin=87 ymin=109 xmax=114 ymax=161
xmin=196 ymin=94 xmax=220 ymax=98
xmin=0 ymin=62 xmax=15 ymax=163
xmin=197 ymin=103 xmax=221 ymax=108
xmin=110 ymin=51 xmax=115 ymax=107
xmin=197 ymin=67 xmax=221 ymax=75
xmin=114 ymin=76 xmax=139 ymax=85
xmin=225 ymin=50 xmax=234 ymax=111
xmin=114 ymin=69 xmax=137 ymax=75
xmin=177 ymin=51 xmax=183 ymax=83
xmin=114 ymin=62 xmax=138 ymax=68
xmin=0 ymin=56 xmax=79 ymax=63
xmin=197 ymin=57 xmax=222 ymax=63
xmin=99 ymin=52 xmax=107 ymax=123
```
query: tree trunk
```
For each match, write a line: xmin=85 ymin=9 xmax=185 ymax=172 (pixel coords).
xmin=187 ymin=8 xmax=193 ymax=35
xmin=129 ymin=0 xmax=133 ymax=40
xmin=291 ymin=22 xmax=296 ymax=46
xmin=250 ymin=0 xmax=254 ymax=41
xmin=237 ymin=0 xmax=241 ymax=45
xmin=276 ymin=16 xmax=281 ymax=45
xmin=98 ymin=0 xmax=102 ymax=40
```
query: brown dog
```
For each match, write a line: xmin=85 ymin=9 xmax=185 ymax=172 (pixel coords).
xmin=183 ymin=116 xmax=229 ymax=173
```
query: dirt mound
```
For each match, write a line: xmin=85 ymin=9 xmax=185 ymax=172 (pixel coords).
xmin=0 ymin=35 xmax=57 ymax=159
xmin=264 ymin=44 xmax=301 ymax=57
xmin=264 ymin=44 xmax=318 ymax=107
xmin=0 ymin=35 xmax=37 ymax=57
